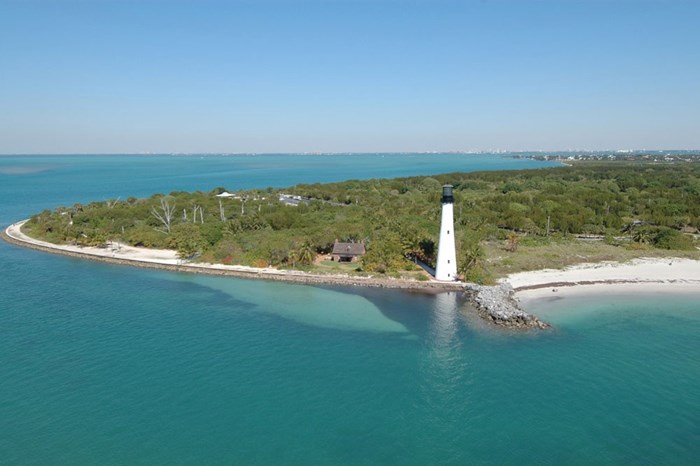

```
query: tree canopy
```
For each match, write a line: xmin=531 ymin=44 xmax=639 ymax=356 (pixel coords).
xmin=23 ymin=161 xmax=700 ymax=277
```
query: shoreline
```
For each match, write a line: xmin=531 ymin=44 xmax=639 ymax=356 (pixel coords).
xmin=2 ymin=220 xmax=465 ymax=292
xmin=507 ymin=258 xmax=700 ymax=303
xmin=5 ymin=220 xmax=699 ymax=327
xmin=1 ymin=220 xmax=548 ymax=329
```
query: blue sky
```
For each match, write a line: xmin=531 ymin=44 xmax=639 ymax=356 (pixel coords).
xmin=1 ymin=0 xmax=698 ymax=153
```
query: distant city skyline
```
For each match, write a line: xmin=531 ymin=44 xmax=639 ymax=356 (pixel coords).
xmin=1 ymin=0 xmax=699 ymax=154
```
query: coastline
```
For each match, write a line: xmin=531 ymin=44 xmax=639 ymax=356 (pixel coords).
xmin=6 ymin=220 xmax=699 ymax=328
xmin=2 ymin=220 xmax=464 ymax=292
xmin=506 ymin=258 xmax=700 ymax=303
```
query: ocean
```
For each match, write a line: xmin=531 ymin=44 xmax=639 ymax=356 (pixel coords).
xmin=0 ymin=154 xmax=698 ymax=465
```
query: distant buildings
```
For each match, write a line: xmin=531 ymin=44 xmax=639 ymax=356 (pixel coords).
xmin=522 ymin=152 xmax=700 ymax=163
xmin=278 ymin=194 xmax=309 ymax=207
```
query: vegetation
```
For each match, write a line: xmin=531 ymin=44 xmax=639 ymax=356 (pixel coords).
xmin=22 ymin=161 xmax=700 ymax=280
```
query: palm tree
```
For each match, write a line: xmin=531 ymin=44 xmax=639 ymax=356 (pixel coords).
xmin=459 ymin=241 xmax=492 ymax=284
xmin=400 ymin=234 xmax=421 ymax=262
xmin=288 ymin=249 xmax=298 ymax=269
xmin=296 ymin=241 xmax=316 ymax=266
xmin=459 ymin=242 xmax=485 ymax=276
xmin=632 ymin=226 xmax=654 ymax=244
xmin=462 ymin=243 xmax=484 ymax=270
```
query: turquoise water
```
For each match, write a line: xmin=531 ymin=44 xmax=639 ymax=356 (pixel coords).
xmin=1 ymin=154 xmax=698 ymax=464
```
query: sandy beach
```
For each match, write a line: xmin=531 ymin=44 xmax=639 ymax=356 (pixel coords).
xmin=5 ymin=220 xmax=182 ymax=264
xmin=507 ymin=257 xmax=700 ymax=302
xmin=5 ymin=220 xmax=700 ymax=299
xmin=2 ymin=221 xmax=463 ymax=292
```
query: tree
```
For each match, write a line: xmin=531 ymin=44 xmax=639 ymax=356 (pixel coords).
xmin=399 ymin=227 xmax=422 ymax=261
xmin=362 ymin=231 xmax=406 ymax=273
xmin=505 ymin=232 xmax=519 ymax=252
xmin=459 ymin=241 xmax=492 ymax=284
xmin=218 ymin=199 xmax=226 ymax=222
xmin=22 ymin=162 xmax=700 ymax=273
xmin=460 ymin=241 xmax=484 ymax=273
xmin=419 ymin=239 xmax=436 ymax=264
xmin=651 ymin=227 xmax=695 ymax=250
xmin=288 ymin=249 xmax=299 ymax=269
xmin=151 ymin=197 xmax=176 ymax=234
xmin=170 ymin=224 xmax=205 ymax=258
xmin=631 ymin=226 xmax=654 ymax=245
xmin=295 ymin=241 xmax=316 ymax=266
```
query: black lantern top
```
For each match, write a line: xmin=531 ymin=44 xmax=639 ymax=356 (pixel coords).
xmin=441 ymin=185 xmax=454 ymax=204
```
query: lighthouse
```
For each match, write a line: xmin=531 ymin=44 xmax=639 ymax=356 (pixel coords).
xmin=435 ymin=184 xmax=458 ymax=281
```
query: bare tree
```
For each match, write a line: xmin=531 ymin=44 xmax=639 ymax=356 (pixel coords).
xmin=218 ymin=199 xmax=226 ymax=222
xmin=192 ymin=205 xmax=204 ymax=224
xmin=152 ymin=197 xmax=176 ymax=233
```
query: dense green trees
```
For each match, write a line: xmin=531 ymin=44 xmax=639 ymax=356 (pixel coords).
xmin=362 ymin=231 xmax=406 ymax=273
xmin=22 ymin=162 xmax=700 ymax=277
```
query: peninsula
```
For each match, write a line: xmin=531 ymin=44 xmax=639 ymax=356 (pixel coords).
xmin=5 ymin=160 xmax=700 ymax=328
xmin=6 ymin=219 xmax=699 ymax=330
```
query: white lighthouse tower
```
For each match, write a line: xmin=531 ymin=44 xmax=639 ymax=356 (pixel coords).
xmin=435 ymin=184 xmax=458 ymax=281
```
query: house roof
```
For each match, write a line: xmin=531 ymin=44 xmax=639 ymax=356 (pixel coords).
xmin=332 ymin=242 xmax=365 ymax=256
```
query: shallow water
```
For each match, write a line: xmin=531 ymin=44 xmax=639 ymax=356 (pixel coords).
xmin=1 ymin=154 xmax=698 ymax=464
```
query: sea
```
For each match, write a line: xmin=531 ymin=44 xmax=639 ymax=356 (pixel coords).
xmin=0 ymin=154 xmax=698 ymax=465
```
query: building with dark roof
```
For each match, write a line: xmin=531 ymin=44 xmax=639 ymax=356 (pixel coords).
xmin=331 ymin=240 xmax=366 ymax=262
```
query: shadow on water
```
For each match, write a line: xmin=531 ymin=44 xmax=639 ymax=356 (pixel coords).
xmin=317 ymin=285 xmax=472 ymax=339
xmin=155 ymin=274 xmax=410 ymax=334
xmin=318 ymin=284 xmax=555 ymax=341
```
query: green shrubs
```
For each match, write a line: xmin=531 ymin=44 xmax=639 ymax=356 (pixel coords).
xmin=629 ymin=225 xmax=695 ymax=250
xmin=652 ymin=227 xmax=695 ymax=250
xmin=21 ymin=161 xmax=700 ymax=276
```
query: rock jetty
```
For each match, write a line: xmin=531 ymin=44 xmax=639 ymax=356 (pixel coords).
xmin=465 ymin=283 xmax=551 ymax=329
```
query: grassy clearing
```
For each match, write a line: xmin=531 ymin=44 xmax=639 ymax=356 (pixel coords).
xmin=313 ymin=259 xmax=359 ymax=274
xmin=310 ymin=259 xmax=431 ymax=280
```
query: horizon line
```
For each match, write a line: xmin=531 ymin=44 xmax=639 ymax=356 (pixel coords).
xmin=2 ymin=149 xmax=699 ymax=156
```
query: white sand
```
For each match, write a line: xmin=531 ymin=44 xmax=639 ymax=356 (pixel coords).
xmin=4 ymin=220 xmax=298 ymax=275
xmin=3 ymin=221 xmax=435 ymax=285
xmin=5 ymin=221 xmax=181 ymax=264
xmin=506 ymin=257 xmax=700 ymax=300
xmin=7 ymin=220 xmax=699 ymax=297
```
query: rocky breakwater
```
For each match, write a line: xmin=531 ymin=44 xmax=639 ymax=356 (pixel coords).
xmin=465 ymin=283 xmax=550 ymax=329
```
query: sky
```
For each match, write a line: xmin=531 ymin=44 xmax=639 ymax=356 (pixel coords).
xmin=1 ymin=0 xmax=698 ymax=154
